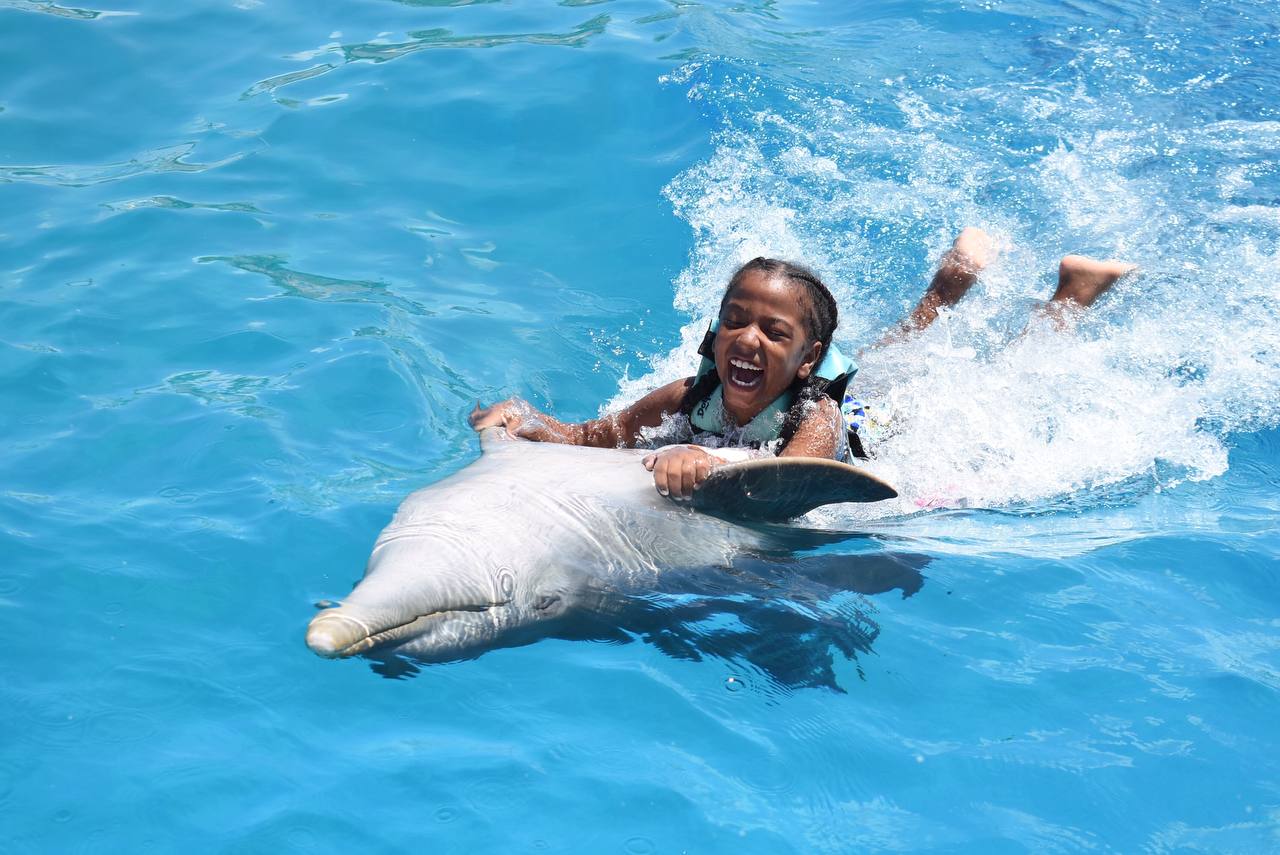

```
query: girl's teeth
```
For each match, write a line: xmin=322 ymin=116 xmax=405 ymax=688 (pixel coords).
xmin=728 ymin=359 xmax=763 ymax=388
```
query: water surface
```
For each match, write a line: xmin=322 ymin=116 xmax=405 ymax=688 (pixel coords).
xmin=3 ymin=0 xmax=1279 ymax=851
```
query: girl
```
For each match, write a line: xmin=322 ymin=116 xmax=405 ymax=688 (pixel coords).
xmin=470 ymin=229 xmax=1133 ymax=500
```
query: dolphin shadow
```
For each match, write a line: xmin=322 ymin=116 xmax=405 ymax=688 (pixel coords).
xmin=369 ymin=550 xmax=929 ymax=692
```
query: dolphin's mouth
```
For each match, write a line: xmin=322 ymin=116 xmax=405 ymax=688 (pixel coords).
xmin=306 ymin=605 xmax=492 ymax=659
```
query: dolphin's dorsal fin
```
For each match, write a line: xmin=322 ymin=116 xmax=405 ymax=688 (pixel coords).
xmin=691 ymin=457 xmax=897 ymax=523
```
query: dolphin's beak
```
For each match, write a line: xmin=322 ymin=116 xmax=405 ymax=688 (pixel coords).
xmin=307 ymin=533 xmax=512 ymax=660
xmin=305 ymin=602 xmax=489 ymax=659
xmin=306 ymin=610 xmax=372 ymax=659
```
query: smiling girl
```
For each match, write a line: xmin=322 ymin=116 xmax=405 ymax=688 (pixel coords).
xmin=470 ymin=229 xmax=1133 ymax=499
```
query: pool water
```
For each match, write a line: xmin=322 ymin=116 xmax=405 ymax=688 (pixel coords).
xmin=3 ymin=0 xmax=1279 ymax=851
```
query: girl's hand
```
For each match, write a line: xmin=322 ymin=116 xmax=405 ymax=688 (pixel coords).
xmin=642 ymin=445 xmax=717 ymax=501
xmin=469 ymin=398 xmax=530 ymax=437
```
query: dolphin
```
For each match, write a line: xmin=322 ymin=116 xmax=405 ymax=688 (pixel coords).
xmin=306 ymin=428 xmax=923 ymax=675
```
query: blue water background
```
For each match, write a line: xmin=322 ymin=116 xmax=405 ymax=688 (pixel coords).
xmin=3 ymin=0 xmax=1280 ymax=851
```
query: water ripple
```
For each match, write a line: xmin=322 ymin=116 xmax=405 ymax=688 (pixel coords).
xmin=240 ymin=63 xmax=337 ymax=101
xmin=197 ymin=254 xmax=436 ymax=317
xmin=1146 ymin=810 xmax=1280 ymax=853
xmin=10 ymin=692 xmax=89 ymax=748
xmin=343 ymin=14 xmax=611 ymax=63
xmin=389 ymin=0 xmax=504 ymax=6
xmin=0 ymin=143 xmax=253 ymax=188
xmin=0 ymin=0 xmax=135 ymax=19
xmin=246 ymin=14 xmax=612 ymax=103
xmin=100 ymin=195 xmax=265 ymax=216
xmin=86 ymin=368 xmax=293 ymax=419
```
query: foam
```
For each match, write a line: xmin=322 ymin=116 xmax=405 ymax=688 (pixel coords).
xmin=610 ymin=60 xmax=1280 ymax=523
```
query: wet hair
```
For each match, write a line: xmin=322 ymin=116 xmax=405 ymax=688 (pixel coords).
xmin=721 ymin=257 xmax=839 ymax=357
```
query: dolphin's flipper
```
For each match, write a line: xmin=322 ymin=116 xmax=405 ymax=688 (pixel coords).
xmin=692 ymin=457 xmax=898 ymax=523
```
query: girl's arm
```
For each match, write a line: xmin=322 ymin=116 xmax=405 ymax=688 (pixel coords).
xmin=778 ymin=396 xmax=843 ymax=459
xmin=469 ymin=378 xmax=691 ymax=448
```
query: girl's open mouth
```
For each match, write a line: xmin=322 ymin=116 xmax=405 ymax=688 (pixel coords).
xmin=727 ymin=357 xmax=764 ymax=389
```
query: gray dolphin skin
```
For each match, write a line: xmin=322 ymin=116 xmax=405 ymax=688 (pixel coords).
xmin=306 ymin=428 xmax=779 ymax=663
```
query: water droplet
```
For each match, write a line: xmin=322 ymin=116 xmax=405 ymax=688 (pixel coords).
xmin=434 ymin=806 xmax=458 ymax=823
xmin=624 ymin=837 xmax=655 ymax=855
xmin=724 ymin=676 xmax=744 ymax=692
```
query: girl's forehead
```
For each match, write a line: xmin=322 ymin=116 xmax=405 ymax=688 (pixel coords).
xmin=723 ymin=271 xmax=809 ymax=321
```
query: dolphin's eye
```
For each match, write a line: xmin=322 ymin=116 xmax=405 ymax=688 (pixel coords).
xmin=497 ymin=568 xmax=514 ymax=599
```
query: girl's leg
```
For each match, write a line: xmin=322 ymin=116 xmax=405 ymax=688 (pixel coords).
xmin=877 ymin=227 xmax=995 ymax=345
xmin=1039 ymin=254 xmax=1136 ymax=329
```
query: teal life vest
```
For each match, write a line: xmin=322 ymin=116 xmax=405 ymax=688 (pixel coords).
xmin=678 ymin=320 xmax=865 ymax=457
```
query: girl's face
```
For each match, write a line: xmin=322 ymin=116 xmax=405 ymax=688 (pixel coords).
xmin=714 ymin=269 xmax=823 ymax=425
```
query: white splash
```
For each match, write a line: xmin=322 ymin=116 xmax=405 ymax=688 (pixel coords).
xmin=609 ymin=61 xmax=1280 ymax=521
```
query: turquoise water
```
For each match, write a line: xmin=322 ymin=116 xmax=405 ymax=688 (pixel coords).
xmin=4 ymin=0 xmax=1280 ymax=851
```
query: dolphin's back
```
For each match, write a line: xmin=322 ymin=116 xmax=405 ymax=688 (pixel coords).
xmin=401 ymin=435 xmax=762 ymax=573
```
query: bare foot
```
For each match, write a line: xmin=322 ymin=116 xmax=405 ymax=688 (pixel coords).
xmin=949 ymin=226 xmax=997 ymax=275
xmin=1050 ymin=254 xmax=1137 ymax=308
